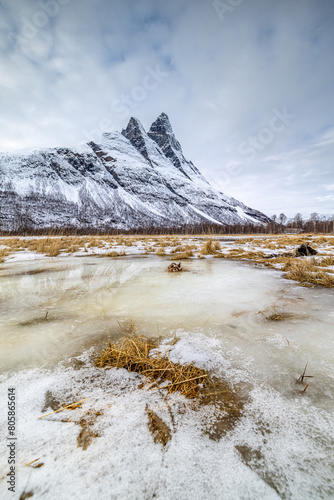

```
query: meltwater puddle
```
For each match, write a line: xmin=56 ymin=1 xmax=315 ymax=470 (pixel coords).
xmin=0 ymin=255 xmax=333 ymax=382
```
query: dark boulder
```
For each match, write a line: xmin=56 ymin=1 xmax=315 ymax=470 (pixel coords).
xmin=296 ymin=243 xmax=317 ymax=256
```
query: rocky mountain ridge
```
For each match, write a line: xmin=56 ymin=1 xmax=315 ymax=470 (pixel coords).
xmin=0 ymin=113 xmax=269 ymax=230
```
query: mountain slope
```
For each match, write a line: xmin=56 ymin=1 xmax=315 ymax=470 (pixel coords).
xmin=0 ymin=113 xmax=269 ymax=230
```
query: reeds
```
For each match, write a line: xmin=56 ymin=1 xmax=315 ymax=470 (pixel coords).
xmin=283 ymin=259 xmax=334 ymax=288
xmin=318 ymin=256 xmax=334 ymax=267
xmin=201 ymin=238 xmax=221 ymax=255
xmin=215 ymin=248 xmax=264 ymax=260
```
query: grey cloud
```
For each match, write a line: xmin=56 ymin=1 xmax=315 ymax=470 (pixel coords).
xmin=0 ymin=0 xmax=333 ymax=217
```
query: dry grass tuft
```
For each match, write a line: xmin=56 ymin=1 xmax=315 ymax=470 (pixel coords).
xmin=106 ymin=251 xmax=119 ymax=257
xmin=156 ymin=247 xmax=166 ymax=256
xmin=215 ymin=248 xmax=264 ymax=260
xmin=169 ymin=250 xmax=193 ymax=260
xmin=267 ymin=313 xmax=284 ymax=321
xmin=318 ymin=256 xmax=334 ymax=267
xmin=275 ymin=236 xmax=310 ymax=247
xmin=170 ymin=245 xmax=185 ymax=253
xmin=106 ymin=250 xmax=126 ymax=257
xmin=201 ymin=238 xmax=221 ymax=255
xmin=96 ymin=335 xmax=209 ymax=399
xmin=0 ymin=247 xmax=12 ymax=263
xmin=283 ymin=259 xmax=334 ymax=288
xmin=314 ymin=236 xmax=334 ymax=245
xmin=96 ymin=335 xmax=241 ymax=416
xmin=258 ymin=285 xmax=294 ymax=320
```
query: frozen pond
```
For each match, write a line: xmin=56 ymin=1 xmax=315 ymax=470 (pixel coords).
xmin=0 ymin=255 xmax=334 ymax=499
xmin=1 ymin=256 xmax=334 ymax=387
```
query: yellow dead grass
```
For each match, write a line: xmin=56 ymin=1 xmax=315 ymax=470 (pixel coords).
xmin=215 ymin=248 xmax=264 ymax=260
xmin=106 ymin=250 xmax=126 ymax=257
xmin=283 ymin=259 xmax=334 ymax=288
xmin=169 ymin=250 xmax=193 ymax=260
xmin=317 ymin=256 xmax=334 ymax=267
xmin=201 ymin=238 xmax=221 ymax=255
xmin=96 ymin=334 xmax=243 ymax=424
xmin=156 ymin=248 xmax=166 ymax=256
xmin=96 ymin=335 xmax=210 ymax=399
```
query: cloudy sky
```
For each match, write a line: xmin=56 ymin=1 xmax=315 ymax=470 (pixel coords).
xmin=1 ymin=0 xmax=333 ymax=217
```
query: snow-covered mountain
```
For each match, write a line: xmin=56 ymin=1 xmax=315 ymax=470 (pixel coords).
xmin=0 ymin=113 xmax=269 ymax=230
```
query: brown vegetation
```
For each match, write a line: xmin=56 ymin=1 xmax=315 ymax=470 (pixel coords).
xmin=96 ymin=335 xmax=241 ymax=420
xmin=201 ymin=238 xmax=221 ymax=255
xmin=169 ymin=250 xmax=193 ymax=260
xmin=146 ymin=407 xmax=172 ymax=446
xmin=156 ymin=247 xmax=166 ymax=256
xmin=283 ymin=259 xmax=334 ymax=288
xmin=96 ymin=335 xmax=209 ymax=399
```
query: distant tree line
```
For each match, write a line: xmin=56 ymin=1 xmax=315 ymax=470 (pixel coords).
xmin=268 ymin=212 xmax=334 ymax=234
xmin=0 ymin=190 xmax=333 ymax=236
xmin=1 ymin=215 xmax=333 ymax=237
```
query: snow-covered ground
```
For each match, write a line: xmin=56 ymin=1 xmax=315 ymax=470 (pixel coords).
xmin=0 ymin=252 xmax=334 ymax=499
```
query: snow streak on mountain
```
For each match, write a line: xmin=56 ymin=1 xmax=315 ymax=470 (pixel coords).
xmin=0 ymin=113 xmax=269 ymax=230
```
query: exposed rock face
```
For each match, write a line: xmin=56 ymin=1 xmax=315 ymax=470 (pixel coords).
xmin=0 ymin=113 xmax=269 ymax=230
xmin=148 ymin=113 xmax=203 ymax=180
xmin=121 ymin=117 xmax=153 ymax=163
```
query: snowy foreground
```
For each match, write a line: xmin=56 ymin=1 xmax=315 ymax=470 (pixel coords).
xmin=0 ymin=236 xmax=334 ymax=499
xmin=1 ymin=333 xmax=334 ymax=500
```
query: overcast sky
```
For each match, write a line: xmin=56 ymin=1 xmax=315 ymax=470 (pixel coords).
xmin=1 ymin=0 xmax=333 ymax=217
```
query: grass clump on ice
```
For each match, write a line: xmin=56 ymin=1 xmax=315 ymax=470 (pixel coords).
xmin=96 ymin=335 xmax=209 ymax=399
xmin=96 ymin=335 xmax=242 ymax=417
xmin=201 ymin=238 xmax=221 ymax=255
xmin=156 ymin=247 xmax=167 ymax=256
xmin=168 ymin=250 xmax=193 ymax=260
xmin=283 ymin=259 xmax=334 ymax=288
xmin=106 ymin=250 xmax=126 ymax=257
xmin=317 ymin=256 xmax=334 ymax=267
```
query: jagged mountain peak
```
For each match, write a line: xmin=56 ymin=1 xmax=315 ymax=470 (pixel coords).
xmin=148 ymin=112 xmax=182 ymax=152
xmin=0 ymin=113 xmax=269 ymax=230
xmin=154 ymin=112 xmax=173 ymax=130
xmin=122 ymin=116 xmax=146 ymax=136
xmin=121 ymin=113 xmax=202 ymax=181
xmin=121 ymin=116 xmax=160 ymax=163
xmin=148 ymin=113 xmax=205 ymax=180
